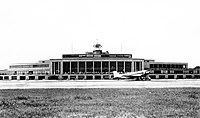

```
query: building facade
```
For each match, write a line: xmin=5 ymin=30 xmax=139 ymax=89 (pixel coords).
xmin=0 ymin=43 xmax=199 ymax=80
xmin=50 ymin=50 xmax=144 ymax=80
xmin=0 ymin=60 xmax=50 ymax=80
xmin=0 ymin=44 xmax=144 ymax=80
xmin=144 ymin=59 xmax=200 ymax=79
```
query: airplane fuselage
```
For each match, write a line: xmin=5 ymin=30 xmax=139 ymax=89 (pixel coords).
xmin=113 ymin=70 xmax=151 ymax=81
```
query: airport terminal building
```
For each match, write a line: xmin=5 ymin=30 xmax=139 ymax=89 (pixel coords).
xmin=0 ymin=43 xmax=199 ymax=80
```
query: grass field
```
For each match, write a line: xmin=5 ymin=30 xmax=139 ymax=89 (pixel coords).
xmin=0 ymin=88 xmax=200 ymax=118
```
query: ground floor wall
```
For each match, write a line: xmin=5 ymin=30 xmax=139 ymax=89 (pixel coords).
xmin=149 ymin=74 xmax=200 ymax=79
xmin=0 ymin=74 xmax=114 ymax=80
xmin=0 ymin=75 xmax=49 ymax=80
xmin=1 ymin=73 xmax=200 ymax=80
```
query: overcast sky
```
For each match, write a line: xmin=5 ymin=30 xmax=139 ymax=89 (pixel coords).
xmin=0 ymin=0 xmax=200 ymax=69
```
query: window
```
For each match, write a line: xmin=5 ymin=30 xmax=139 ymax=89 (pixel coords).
xmin=94 ymin=61 xmax=101 ymax=73
xmin=125 ymin=62 xmax=132 ymax=72
xmin=102 ymin=61 xmax=109 ymax=72
xmin=110 ymin=61 xmax=116 ymax=72
xmin=63 ymin=62 xmax=70 ymax=74
xmin=86 ymin=62 xmax=93 ymax=72
xmin=118 ymin=61 xmax=124 ymax=72
xmin=71 ymin=62 xmax=77 ymax=73
xmin=79 ymin=62 xmax=85 ymax=73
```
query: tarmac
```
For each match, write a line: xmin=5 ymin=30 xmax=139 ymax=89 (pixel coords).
xmin=1 ymin=79 xmax=200 ymax=89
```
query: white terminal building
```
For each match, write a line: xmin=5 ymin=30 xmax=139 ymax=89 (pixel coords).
xmin=0 ymin=43 xmax=199 ymax=80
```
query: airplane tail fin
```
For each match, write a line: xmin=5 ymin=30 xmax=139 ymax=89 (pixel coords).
xmin=113 ymin=71 xmax=120 ymax=78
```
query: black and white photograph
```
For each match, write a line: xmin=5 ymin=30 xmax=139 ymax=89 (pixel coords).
xmin=0 ymin=0 xmax=200 ymax=117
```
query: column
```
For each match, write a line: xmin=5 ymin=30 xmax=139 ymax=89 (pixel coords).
xmin=49 ymin=62 xmax=52 ymax=75
xmin=45 ymin=75 xmax=48 ymax=80
xmin=70 ymin=61 xmax=71 ymax=73
xmin=53 ymin=62 xmax=55 ymax=74
xmin=124 ymin=61 xmax=125 ymax=72
xmin=77 ymin=61 xmax=79 ymax=73
xmin=141 ymin=61 xmax=144 ymax=70
xmin=85 ymin=61 xmax=87 ymax=74
xmin=26 ymin=76 xmax=29 ymax=80
xmin=35 ymin=76 xmax=38 ymax=80
xmin=59 ymin=75 xmax=62 ymax=80
xmin=165 ymin=74 xmax=168 ymax=79
xmin=93 ymin=61 xmax=94 ymax=74
xmin=108 ymin=61 xmax=110 ymax=73
xmin=60 ymin=61 xmax=63 ymax=75
xmin=183 ymin=74 xmax=186 ymax=79
xmin=174 ymin=75 xmax=177 ymax=79
xmin=101 ymin=61 xmax=102 ymax=74
xmin=116 ymin=61 xmax=118 ymax=72
xmin=131 ymin=61 xmax=134 ymax=72
xmin=134 ymin=62 xmax=136 ymax=72
xmin=54 ymin=62 xmax=56 ymax=74
xmin=17 ymin=76 xmax=20 ymax=80
xmin=156 ymin=75 xmax=159 ymax=79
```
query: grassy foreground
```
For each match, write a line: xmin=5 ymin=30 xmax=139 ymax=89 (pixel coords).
xmin=0 ymin=88 xmax=200 ymax=118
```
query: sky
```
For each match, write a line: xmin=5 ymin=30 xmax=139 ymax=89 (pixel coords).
xmin=0 ymin=0 xmax=200 ymax=69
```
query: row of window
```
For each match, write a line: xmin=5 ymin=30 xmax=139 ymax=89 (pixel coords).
xmin=13 ymin=70 xmax=49 ymax=75
xmin=52 ymin=61 xmax=143 ymax=74
xmin=153 ymin=70 xmax=200 ymax=74
xmin=149 ymin=75 xmax=200 ymax=79
xmin=10 ymin=64 xmax=49 ymax=69
xmin=62 ymin=54 xmax=132 ymax=58
xmin=150 ymin=64 xmax=186 ymax=69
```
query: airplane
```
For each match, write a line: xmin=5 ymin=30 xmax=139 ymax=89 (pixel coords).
xmin=112 ymin=70 xmax=151 ymax=81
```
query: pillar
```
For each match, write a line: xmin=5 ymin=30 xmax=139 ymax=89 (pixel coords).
xmin=156 ymin=75 xmax=159 ymax=79
xmin=101 ymin=61 xmax=102 ymax=74
xmin=26 ymin=76 xmax=29 ymax=80
xmin=108 ymin=61 xmax=110 ymax=73
xmin=93 ymin=61 xmax=94 ymax=74
xmin=165 ymin=74 xmax=168 ymax=79
xmin=35 ymin=76 xmax=38 ymax=80
xmin=123 ymin=61 xmax=125 ymax=72
xmin=101 ymin=75 xmax=103 ymax=80
xmin=59 ymin=75 xmax=62 ymax=80
xmin=77 ymin=61 xmax=79 ymax=73
xmin=45 ymin=75 xmax=48 ymax=80
xmin=17 ymin=76 xmax=20 ymax=80
xmin=131 ymin=61 xmax=134 ymax=72
xmin=49 ymin=61 xmax=52 ymax=75
xmin=60 ymin=61 xmax=63 ymax=75
xmin=183 ymin=74 xmax=186 ymax=79
xmin=141 ymin=60 xmax=144 ymax=70
xmin=85 ymin=61 xmax=87 ymax=74
xmin=174 ymin=75 xmax=177 ymax=79
xmin=70 ymin=61 xmax=71 ymax=73
xmin=116 ymin=61 xmax=118 ymax=71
